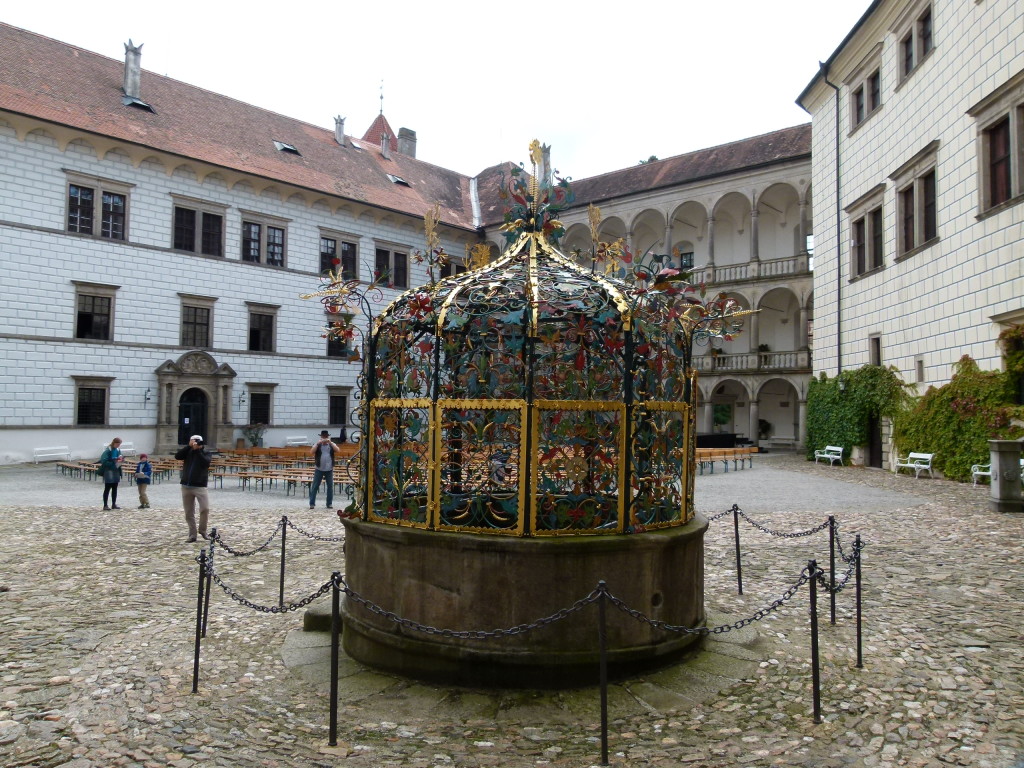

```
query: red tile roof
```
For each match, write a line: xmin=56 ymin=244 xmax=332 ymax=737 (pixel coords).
xmin=361 ymin=113 xmax=399 ymax=152
xmin=564 ymin=124 xmax=812 ymax=209
xmin=0 ymin=23 xmax=478 ymax=229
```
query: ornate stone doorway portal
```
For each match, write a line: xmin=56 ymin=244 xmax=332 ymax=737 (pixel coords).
xmin=154 ymin=351 xmax=237 ymax=454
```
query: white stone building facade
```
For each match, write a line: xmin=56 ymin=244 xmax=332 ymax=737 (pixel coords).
xmin=799 ymin=0 xmax=1023 ymax=402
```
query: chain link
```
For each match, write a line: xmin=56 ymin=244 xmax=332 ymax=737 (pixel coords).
xmin=200 ymin=555 xmax=333 ymax=614
xmin=285 ymin=517 xmax=346 ymax=543
xmin=210 ymin=520 xmax=284 ymax=557
xmin=735 ymin=507 xmax=831 ymax=538
xmin=335 ymin=574 xmax=602 ymax=639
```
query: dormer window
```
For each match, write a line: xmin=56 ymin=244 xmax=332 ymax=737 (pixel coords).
xmin=122 ymin=95 xmax=155 ymax=113
xmin=273 ymin=140 xmax=300 ymax=155
xmin=386 ymin=174 xmax=409 ymax=186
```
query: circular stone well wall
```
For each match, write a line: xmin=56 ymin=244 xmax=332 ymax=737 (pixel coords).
xmin=340 ymin=515 xmax=708 ymax=688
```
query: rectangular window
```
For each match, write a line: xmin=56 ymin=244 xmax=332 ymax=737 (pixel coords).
xmin=172 ymin=199 xmax=225 ymax=256
xmin=249 ymin=312 xmax=274 ymax=352
xmin=847 ymin=52 xmax=882 ymax=130
xmin=900 ymin=186 xmax=915 ymax=253
xmin=242 ymin=222 xmax=262 ymax=263
xmin=76 ymin=294 xmax=111 ymax=340
xmin=374 ymin=246 xmax=409 ymax=288
xmin=66 ymin=174 xmax=131 ymax=240
xmin=329 ymin=394 xmax=348 ymax=427
xmin=915 ymin=357 xmax=925 ymax=383
xmin=988 ymin=118 xmax=1011 ymax=207
xmin=240 ymin=212 xmax=289 ymax=267
xmin=440 ymin=260 xmax=468 ymax=278
xmin=320 ymin=236 xmax=358 ymax=279
xmin=77 ymin=386 xmax=106 ymax=425
xmin=848 ymin=184 xmax=885 ymax=279
xmin=922 ymin=169 xmax=937 ymax=241
xmin=182 ymin=306 xmax=211 ymax=348
xmin=896 ymin=2 xmax=934 ymax=81
xmin=869 ymin=336 xmax=882 ymax=366
xmin=249 ymin=392 xmax=271 ymax=425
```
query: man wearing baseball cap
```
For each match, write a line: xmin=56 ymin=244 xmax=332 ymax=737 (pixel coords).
xmin=175 ymin=435 xmax=212 ymax=542
xmin=309 ymin=430 xmax=339 ymax=510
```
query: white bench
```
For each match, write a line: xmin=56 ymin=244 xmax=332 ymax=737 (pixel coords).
xmin=972 ymin=458 xmax=1024 ymax=486
xmin=285 ymin=435 xmax=310 ymax=447
xmin=813 ymin=445 xmax=843 ymax=466
xmin=100 ymin=441 xmax=136 ymax=457
xmin=33 ymin=446 xmax=71 ymax=463
xmin=894 ymin=452 xmax=933 ymax=479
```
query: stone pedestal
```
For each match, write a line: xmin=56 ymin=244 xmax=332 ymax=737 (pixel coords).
xmin=988 ymin=439 xmax=1024 ymax=514
xmin=339 ymin=516 xmax=708 ymax=688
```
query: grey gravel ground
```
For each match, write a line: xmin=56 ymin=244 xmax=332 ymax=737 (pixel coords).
xmin=0 ymin=452 xmax=1022 ymax=767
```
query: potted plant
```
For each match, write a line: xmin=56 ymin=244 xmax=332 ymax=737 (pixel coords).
xmin=242 ymin=423 xmax=266 ymax=448
xmin=758 ymin=419 xmax=772 ymax=441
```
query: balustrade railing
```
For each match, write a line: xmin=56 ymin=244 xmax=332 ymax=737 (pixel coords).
xmin=693 ymin=349 xmax=811 ymax=372
xmin=689 ymin=253 xmax=810 ymax=286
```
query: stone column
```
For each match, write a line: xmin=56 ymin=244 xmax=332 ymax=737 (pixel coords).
xmin=749 ymin=400 xmax=760 ymax=447
xmin=701 ymin=400 xmax=713 ymax=435
xmin=798 ymin=307 xmax=809 ymax=350
xmin=799 ymin=198 xmax=809 ymax=253
xmin=664 ymin=220 xmax=673 ymax=262
xmin=706 ymin=215 xmax=715 ymax=267
xmin=797 ymin=399 xmax=807 ymax=451
xmin=749 ymin=312 xmax=760 ymax=359
xmin=749 ymin=207 xmax=760 ymax=262
xmin=988 ymin=440 xmax=1023 ymax=513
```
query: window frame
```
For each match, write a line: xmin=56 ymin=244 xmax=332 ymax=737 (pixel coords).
xmin=72 ymin=281 xmax=120 ymax=342
xmin=246 ymin=301 xmax=280 ymax=353
xmin=373 ymin=243 xmax=411 ymax=289
xmin=845 ymin=44 xmax=883 ymax=132
xmin=967 ymin=71 xmax=1024 ymax=216
xmin=239 ymin=210 xmax=290 ymax=268
xmin=246 ymin=383 xmax=277 ymax=425
xmin=845 ymin=184 xmax=886 ymax=279
xmin=892 ymin=0 xmax=935 ymax=84
xmin=868 ymin=335 xmax=882 ymax=367
xmin=327 ymin=386 xmax=351 ymax=431
xmin=72 ymin=375 xmax=114 ymax=426
xmin=179 ymin=293 xmax=217 ymax=349
xmin=319 ymin=230 xmax=359 ymax=280
xmin=171 ymin=195 xmax=227 ymax=257
xmin=890 ymin=141 xmax=940 ymax=259
xmin=64 ymin=171 xmax=133 ymax=242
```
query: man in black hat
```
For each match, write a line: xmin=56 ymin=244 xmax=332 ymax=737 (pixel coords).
xmin=309 ymin=430 xmax=340 ymax=509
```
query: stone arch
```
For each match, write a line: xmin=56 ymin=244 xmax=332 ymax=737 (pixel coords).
xmin=755 ymin=377 xmax=801 ymax=444
xmin=629 ymin=208 xmax=666 ymax=258
xmin=153 ymin=351 xmax=237 ymax=453
xmin=562 ymin=223 xmax=592 ymax=263
xmin=596 ymin=216 xmax=626 ymax=244
xmin=756 ymin=287 xmax=801 ymax=353
xmin=756 ymin=182 xmax=801 ymax=261
xmin=669 ymin=201 xmax=709 ymax=270
xmin=711 ymin=192 xmax=751 ymax=267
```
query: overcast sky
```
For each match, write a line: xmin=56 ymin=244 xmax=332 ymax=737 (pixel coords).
xmin=5 ymin=0 xmax=870 ymax=180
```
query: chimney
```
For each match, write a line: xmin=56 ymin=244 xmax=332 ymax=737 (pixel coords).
xmin=397 ymin=127 xmax=417 ymax=158
xmin=334 ymin=115 xmax=346 ymax=146
xmin=380 ymin=132 xmax=391 ymax=160
xmin=123 ymin=40 xmax=143 ymax=100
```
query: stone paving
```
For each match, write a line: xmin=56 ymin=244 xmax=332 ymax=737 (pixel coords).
xmin=0 ymin=453 xmax=1022 ymax=767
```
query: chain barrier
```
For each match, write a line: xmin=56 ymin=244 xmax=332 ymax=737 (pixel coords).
xmin=603 ymin=566 xmax=816 ymax=636
xmin=704 ymin=504 xmax=735 ymax=522
xmin=199 ymin=554 xmax=333 ymax=614
xmin=285 ymin=517 xmax=345 ymax=543
xmin=735 ymin=507 xmax=831 ymax=538
xmin=211 ymin=519 xmax=284 ymax=557
xmin=335 ymin=574 xmax=602 ymax=640
xmin=816 ymin=538 xmax=863 ymax=594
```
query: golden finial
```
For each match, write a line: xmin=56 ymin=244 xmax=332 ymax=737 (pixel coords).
xmin=588 ymin=204 xmax=602 ymax=244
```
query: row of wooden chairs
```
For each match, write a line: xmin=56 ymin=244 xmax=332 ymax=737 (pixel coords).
xmin=696 ymin=446 xmax=759 ymax=474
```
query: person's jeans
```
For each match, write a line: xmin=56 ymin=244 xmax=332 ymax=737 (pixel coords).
xmin=310 ymin=468 xmax=333 ymax=507
xmin=181 ymin=485 xmax=209 ymax=538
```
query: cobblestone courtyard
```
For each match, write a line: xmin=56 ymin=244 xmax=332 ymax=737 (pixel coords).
xmin=1 ymin=453 xmax=1022 ymax=767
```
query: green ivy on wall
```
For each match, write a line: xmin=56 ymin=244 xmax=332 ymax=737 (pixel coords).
xmin=805 ymin=365 xmax=912 ymax=463
xmin=893 ymin=354 xmax=1024 ymax=482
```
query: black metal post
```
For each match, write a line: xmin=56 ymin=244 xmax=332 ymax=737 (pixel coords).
xmin=855 ymin=535 xmax=863 ymax=669
xmin=279 ymin=516 xmax=288 ymax=610
xmin=828 ymin=515 xmax=836 ymax=625
xmin=808 ymin=559 xmax=822 ymax=724
xmin=192 ymin=551 xmax=206 ymax=694
xmin=329 ymin=571 xmax=341 ymax=747
xmin=597 ymin=581 xmax=609 ymax=767
xmin=733 ymin=504 xmax=743 ymax=595
xmin=202 ymin=529 xmax=215 ymax=638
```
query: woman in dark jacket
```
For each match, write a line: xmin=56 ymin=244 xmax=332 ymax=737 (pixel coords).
xmin=98 ymin=437 xmax=123 ymax=510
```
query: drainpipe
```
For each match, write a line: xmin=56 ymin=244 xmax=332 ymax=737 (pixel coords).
xmin=819 ymin=61 xmax=843 ymax=374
